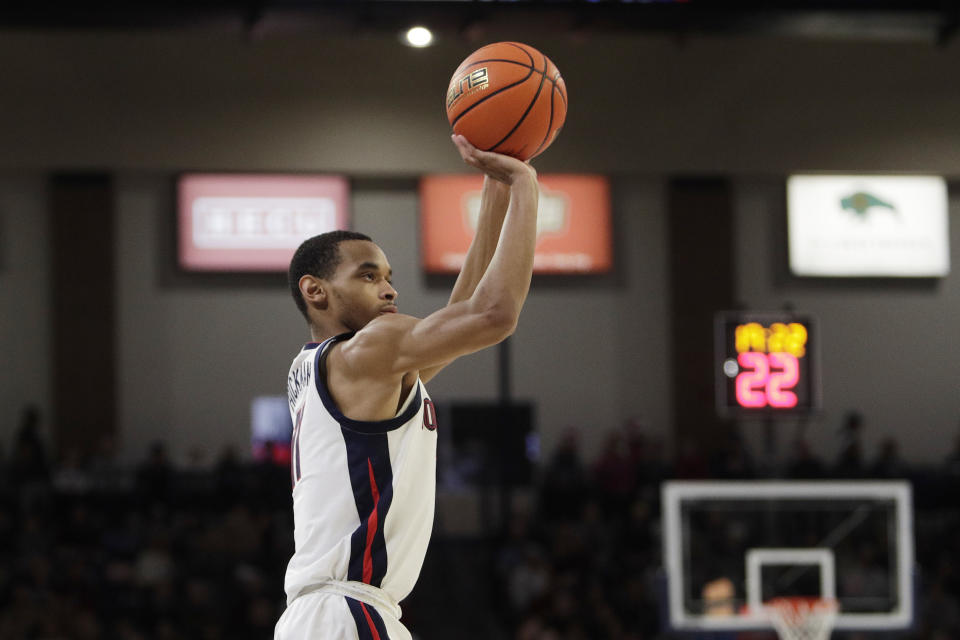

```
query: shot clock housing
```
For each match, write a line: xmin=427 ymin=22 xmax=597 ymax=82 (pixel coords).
xmin=715 ymin=312 xmax=821 ymax=417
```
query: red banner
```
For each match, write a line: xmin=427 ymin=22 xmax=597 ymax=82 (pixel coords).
xmin=420 ymin=174 xmax=612 ymax=274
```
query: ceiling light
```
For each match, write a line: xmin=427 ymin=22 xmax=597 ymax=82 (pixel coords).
xmin=405 ymin=26 xmax=433 ymax=48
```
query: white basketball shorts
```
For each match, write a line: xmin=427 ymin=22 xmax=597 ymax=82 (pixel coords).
xmin=274 ymin=590 xmax=411 ymax=640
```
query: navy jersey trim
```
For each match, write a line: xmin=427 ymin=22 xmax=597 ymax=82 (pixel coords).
xmin=314 ymin=332 xmax=423 ymax=435
xmin=342 ymin=430 xmax=394 ymax=588
xmin=301 ymin=342 xmax=321 ymax=351
xmin=345 ymin=597 xmax=391 ymax=640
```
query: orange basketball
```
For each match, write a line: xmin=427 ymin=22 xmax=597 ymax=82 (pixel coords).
xmin=445 ymin=41 xmax=567 ymax=161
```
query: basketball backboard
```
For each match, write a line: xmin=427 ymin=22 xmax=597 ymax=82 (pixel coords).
xmin=661 ymin=481 xmax=914 ymax=633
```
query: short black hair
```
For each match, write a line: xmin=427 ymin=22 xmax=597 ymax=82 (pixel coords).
xmin=288 ymin=230 xmax=372 ymax=320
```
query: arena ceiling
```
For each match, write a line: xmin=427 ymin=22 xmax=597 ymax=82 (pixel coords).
xmin=0 ymin=1 xmax=956 ymax=46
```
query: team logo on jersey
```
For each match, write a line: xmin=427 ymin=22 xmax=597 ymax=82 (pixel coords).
xmin=422 ymin=398 xmax=438 ymax=431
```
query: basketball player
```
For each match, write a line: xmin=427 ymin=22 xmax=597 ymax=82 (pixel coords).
xmin=274 ymin=134 xmax=540 ymax=640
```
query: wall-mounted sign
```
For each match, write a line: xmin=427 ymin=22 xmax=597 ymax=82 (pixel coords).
xmin=420 ymin=174 xmax=612 ymax=275
xmin=177 ymin=173 xmax=349 ymax=272
xmin=787 ymin=175 xmax=949 ymax=277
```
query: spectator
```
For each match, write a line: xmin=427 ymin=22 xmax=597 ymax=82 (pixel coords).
xmin=786 ymin=437 xmax=826 ymax=479
xmin=8 ymin=404 xmax=50 ymax=490
xmin=674 ymin=435 xmax=709 ymax=479
xmin=89 ymin=433 xmax=132 ymax=493
xmin=917 ymin=578 xmax=960 ymax=637
xmin=711 ymin=428 xmax=755 ymax=479
xmin=539 ymin=428 xmax=587 ymax=522
xmin=135 ymin=532 xmax=174 ymax=588
xmin=52 ymin=447 xmax=93 ymax=494
xmin=870 ymin=436 xmax=906 ymax=478
xmin=592 ymin=431 xmax=637 ymax=516
xmin=215 ymin=444 xmax=246 ymax=503
xmin=507 ymin=546 xmax=552 ymax=616
xmin=495 ymin=505 xmax=541 ymax=609
xmin=137 ymin=441 xmax=172 ymax=505
xmin=622 ymin=418 xmax=648 ymax=465
xmin=834 ymin=410 xmax=865 ymax=478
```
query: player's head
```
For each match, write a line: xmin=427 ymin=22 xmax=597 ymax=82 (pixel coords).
xmin=289 ymin=231 xmax=399 ymax=333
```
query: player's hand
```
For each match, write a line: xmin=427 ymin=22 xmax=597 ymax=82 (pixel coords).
xmin=452 ymin=134 xmax=536 ymax=186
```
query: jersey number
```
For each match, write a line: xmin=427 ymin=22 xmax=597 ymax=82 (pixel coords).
xmin=422 ymin=398 xmax=438 ymax=431
xmin=291 ymin=405 xmax=305 ymax=488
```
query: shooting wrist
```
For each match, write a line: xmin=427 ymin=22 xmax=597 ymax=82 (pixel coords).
xmin=508 ymin=169 xmax=538 ymax=193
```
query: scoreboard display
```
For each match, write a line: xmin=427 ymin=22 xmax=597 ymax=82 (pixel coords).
xmin=715 ymin=312 xmax=820 ymax=416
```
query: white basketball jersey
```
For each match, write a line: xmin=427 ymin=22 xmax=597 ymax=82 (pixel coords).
xmin=282 ymin=332 xmax=439 ymax=607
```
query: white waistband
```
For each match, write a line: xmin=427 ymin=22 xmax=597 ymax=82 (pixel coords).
xmin=295 ymin=580 xmax=402 ymax=620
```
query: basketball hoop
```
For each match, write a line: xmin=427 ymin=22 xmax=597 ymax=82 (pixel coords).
xmin=764 ymin=597 xmax=838 ymax=640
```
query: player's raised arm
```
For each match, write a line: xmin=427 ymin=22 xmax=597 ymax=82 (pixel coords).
xmin=419 ymin=165 xmax=511 ymax=382
xmin=340 ymin=135 xmax=538 ymax=377
xmin=453 ymin=133 xmax=539 ymax=331
xmin=447 ymin=174 xmax=511 ymax=308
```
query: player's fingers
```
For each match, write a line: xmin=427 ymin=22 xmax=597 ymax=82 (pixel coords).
xmin=452 ymin=134 xmax=523 ymax=183
xmin=451 ymin=133 xmax=475 ymax=152
xmin=451 ymin=134 xmax=479 ymax=163
xmin=454 ymin=142 xmax=500 ymax=178
xmin=452 ymin=135 xmax=502 ymax=170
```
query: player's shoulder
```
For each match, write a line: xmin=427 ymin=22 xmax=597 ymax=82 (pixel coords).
xmin=334 ymin=314 xmax=420 ymax=373
xmin=346 ymin=313 xmax=419 ymax=349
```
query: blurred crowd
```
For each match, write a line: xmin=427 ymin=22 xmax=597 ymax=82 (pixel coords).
xmin=1 ymin=407 xmax=959 ymax=640
xmin=497 ymin=414 xmax=960 ymax=640
xmin=0 ymin=408 xmax=291 ymax=640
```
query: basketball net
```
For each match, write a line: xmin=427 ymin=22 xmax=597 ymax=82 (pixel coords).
xmin=764 ymin=597 xmax=838 ymax=640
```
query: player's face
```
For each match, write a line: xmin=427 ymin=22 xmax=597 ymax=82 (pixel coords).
xmin=327 ymin=240 xmax=398 ymax=331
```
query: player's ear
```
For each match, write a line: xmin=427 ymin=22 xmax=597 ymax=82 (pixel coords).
xmin=299 ymin=275 xmax=328 ymax=310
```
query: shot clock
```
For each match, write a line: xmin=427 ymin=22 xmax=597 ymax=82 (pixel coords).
xmin=715 ymin=312 xmax=820 ymax=416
